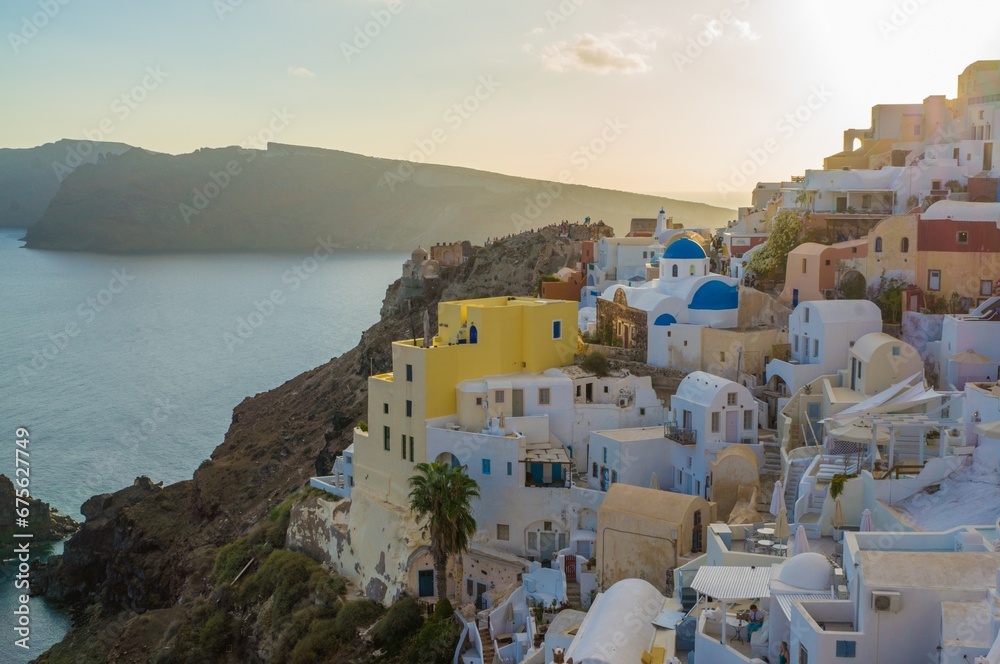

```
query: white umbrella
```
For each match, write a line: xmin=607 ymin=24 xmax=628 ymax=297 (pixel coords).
xmin=793 ymin=525 xmax=810 ymax=555
xmin=502 ymin=601 xmax=514 ymax=632
xmin=770 ymin=480 xmax=785 ymax=516
xmin=859 ymin=509 xmax=873 ymax=532
xmin=650 ymin=472 xmax=660 ymax=490
xmin=831 ymin=498 xmax=846 ymax=530
xmin=774 ymin=508 xmax=790 ymax=541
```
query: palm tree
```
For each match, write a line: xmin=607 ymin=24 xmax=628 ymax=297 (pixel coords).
xmin=408 ymin=461 xmax=480 ymax=602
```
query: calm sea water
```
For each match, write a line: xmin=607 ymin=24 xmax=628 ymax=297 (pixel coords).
xmin=0 ymin=228 xmax=403 ymax=660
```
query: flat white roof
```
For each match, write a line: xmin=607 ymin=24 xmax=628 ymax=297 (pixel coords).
xmin=859 ymin=551 xmax=1000 ymax=590
xmin=592 ymin=426 xmax=664 ymax=442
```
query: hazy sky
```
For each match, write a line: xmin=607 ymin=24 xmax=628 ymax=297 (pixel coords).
xmin=4 ymin=0 xmax=999 ymax=207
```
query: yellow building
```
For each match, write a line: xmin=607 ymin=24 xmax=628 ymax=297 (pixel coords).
xmin=353 ymin=296 xmax=579 ymax=508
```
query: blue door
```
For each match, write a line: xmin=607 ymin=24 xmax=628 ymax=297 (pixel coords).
xmin=469 ymin=325 xmax=478 ymax=344
xmin=793 ymin=288 xmax=799 ymax=308
xmin=552 ymin=463 xmax=562 ymax=483
xmin=418 ymin=570 xmax=434 ymax=597
xmin=531 ymin=463 xmax=544 ymax=485
xmin=601 ymin=467 xmax=610 ymax=491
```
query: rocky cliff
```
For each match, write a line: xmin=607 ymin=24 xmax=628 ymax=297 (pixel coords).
xmin=31 ymin=226 xmax=602 ymax=663
xmin=0 ymin=475 xmax=77 ymax=542
xmin=22 ymin=141 xmax=733 ymax=252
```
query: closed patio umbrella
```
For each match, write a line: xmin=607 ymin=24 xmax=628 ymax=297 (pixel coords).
xmin=793 ymin=525 xmax=810 ymax=555
xmin=502 ymin=601 xmax=514 ymax=632
xmin=649 ymin=472 xmax=660 ymax=490
xmin=770 ymin=480 xmax=785 ymax=516
xmin=832 ymin=498 xmax=847 ymax=530
xmin=859 ymin=508 xmax=874 ymax=532
xmin=775 ymin=508 xmax=790 ymax=541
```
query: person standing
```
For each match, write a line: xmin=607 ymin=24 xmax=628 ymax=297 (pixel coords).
xmin=779 ymin=640 xmax=789 ymax=664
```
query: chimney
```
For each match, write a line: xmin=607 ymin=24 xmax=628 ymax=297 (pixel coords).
xmin=553 ymin=648 xmax=565 ymax=663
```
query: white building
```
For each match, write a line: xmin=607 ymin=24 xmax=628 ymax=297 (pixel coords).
xmin=766 ymin=299 xmax=883 ymax=395
xmin=936 ymin=297 xmax=1000 ymax=389
xmin=666 ymin=371 xmax=760 ymax=499
xmin=586 ymin=426 xmax=673 ymax=492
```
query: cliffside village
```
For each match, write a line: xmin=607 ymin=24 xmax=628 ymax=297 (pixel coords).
xmin=301 ymin=61 xmax=1000 ymax=664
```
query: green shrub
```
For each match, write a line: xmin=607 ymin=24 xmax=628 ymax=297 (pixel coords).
xmin=432 ymin=598 xmax=453 ymax=623
xmin=287 ymin=617 xmax=341 ymax=664
xmin=266 ymin=495 xmax=296 ymax=547
xmin=402 ymin=613 xmax=462 ymax=664
xmin=580 ymin=351 xmax=610 ymax=377
xmin=273 ymin=605 xmax=337 ymax=662
xmin=372 ymin=595 xmax=424 ymax=653
xmin=214 ymin=535 xmax=256 ymax=585
xmin=198 ymin=610 xmax=233 ymax=656
xmin=331 ymin=599 xmax=384 ymax=641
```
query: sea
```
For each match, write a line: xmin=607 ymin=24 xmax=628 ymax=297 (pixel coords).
xmin=0 ymin=227 xmax=404 ymax=661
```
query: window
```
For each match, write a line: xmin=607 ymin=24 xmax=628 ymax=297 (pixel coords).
xmin=527 ymin=532 xmax=537 ymax=550
xmin=711 ymin=412 xmax=720 ymax=432
xmin=603 ymin=385 xmax=609 ymax=393
xmin=383 ymin=403 xmax=389 ymax=414
xmin=543 ymin=521 xmax=552 ymax=531
xmin=804 ymin=307 xmax=810 ymax=323
xmin=402 ymin=434 xmax=406 ymax=459
xmin=671 ymin=264 xmax=678 ymax=277
xmin=794 ymin=335 xmax=799 ymax=352
xmin=874 ymin=237 xmax=882 ymax=253
xmin=409 ymin=437 xmax=414 ymax=461
xmin=496 ymin=524 xmax=509 ymax=541
xmin=932 ymin=179 xmax=942 ymax=190
xmin=892 ymin=346 xmax=900 ymax=356
xmin=802 ymin=257 xmax=807 ymax=273
xmin=611 ymin=470 xmax=617 ymax=484
xmin=900 ymin=237 xmax=909 ymax=253
xmin=538 ymin=388 xmax=550 ymax=405
xmin=690 ymin=264 xmax=695 ymax=276
xmin=825 ymin=259 xmax=831 ymax=266
xmin=576 ymin=385 xmax=581 ymax=398
xmin=982 ymin=279 xmax=994 ymax=296
xmin=603 ymin=448 xmax=607 ymax=463
xmin=639 ymin=407 xmax=646 ymax=416
xmin=495 ymin=390 xmax=505 ymax=404
xmin=405 ymin=364 xmax=413 ymax=381
xmin=928 ymin=269 xmax=941 ymax=291
xmin=643 ymin=251 xmax=647 ymax=259
xmin=862 ymin=194 xmax=872 ymax=209
xmin=954 ymin=147 xmax=961 ymax=161
xmin=592 ymin=462 xmax=598 ymax=478
xmin=957 ymin=231 xmax=968 ymax=244
xmin=406 ymin=400 xmax=412 ymax=417
xmin=727 ymin=392 xmax=737 ymax=406
xmin=813 ymin=338 xmax=819 ymax=357
xmin=800 ymin=644 xmax=809 ymax=664
xmin=835 ymin=640 xmax=856 ymax=657
xmin=744 ymin=410 xmax=753 ymax=430
xmin=475 ymin=396 xmax=483 ymax=406
xmin=507 ymin=461 xmax=512 ymax=476
xmin=383 ymin=426 xmax=390 ymax=451
xmin=482 ymin=459 xmax=491 ymax=475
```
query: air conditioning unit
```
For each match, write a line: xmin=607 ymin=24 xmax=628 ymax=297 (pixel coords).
xmin=871 ymin=591 xmax=901 ymax=612
xmin=823 ymin=289 xmax=835 ymax=299
xmin=618 ymin=397 xmax=630 ymax=408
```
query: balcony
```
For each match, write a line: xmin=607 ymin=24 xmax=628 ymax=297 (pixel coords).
xmin=665 ymin=425 xmax=697 ymax=445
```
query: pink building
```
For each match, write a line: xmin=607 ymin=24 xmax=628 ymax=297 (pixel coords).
xmin=779 ymin=239 xmax=867 ymax=306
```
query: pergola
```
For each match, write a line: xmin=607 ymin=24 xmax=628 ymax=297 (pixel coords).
xmin=690 ymin=566 xmax=772 ymax=644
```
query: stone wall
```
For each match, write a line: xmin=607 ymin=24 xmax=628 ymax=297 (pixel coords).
xmin=595 ymin=289 xmax=648 ymax=354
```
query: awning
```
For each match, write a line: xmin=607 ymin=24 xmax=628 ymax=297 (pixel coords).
xmin=775 ymin=593 xmax=833 ymax=619
xmin=690 ymin=566 xmax=772 ymax=601
xmin=524 ymin=440 xmax=571 ymax=465
xmin=975 ymin=420 xmax=1000 ymax=438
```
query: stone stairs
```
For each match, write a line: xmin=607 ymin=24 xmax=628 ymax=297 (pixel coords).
xmin=566 ymin=580 xmax=582 ymax=609
xmin=756 ymin=437 xmax=784 ymax=514
xmin=478 ymin=623 xmax=495 ymax=663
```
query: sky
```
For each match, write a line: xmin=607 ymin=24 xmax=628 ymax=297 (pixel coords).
xmin=3 ymin=0 xmax=1000 ymax=208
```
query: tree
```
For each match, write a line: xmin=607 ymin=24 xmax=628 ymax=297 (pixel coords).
xmin=744 ymin=210 xmax=803 ymax=278
xmin=408 ymin=462 xmax=480 ymax=602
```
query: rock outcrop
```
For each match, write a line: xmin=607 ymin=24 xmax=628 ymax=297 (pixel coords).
xmin=31 ymin=227 xmax=599 ymax=661
xmin=0 ymin=474 xmax=77 ymax=542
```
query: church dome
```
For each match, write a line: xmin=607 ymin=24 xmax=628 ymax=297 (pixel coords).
xmin=662 ymin=237 xmax=707 ymax=260
xmin=776 ymin=552 xmax=833 ymax=591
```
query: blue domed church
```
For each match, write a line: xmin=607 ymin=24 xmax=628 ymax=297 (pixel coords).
xmin=596 ymin=236 xmax=740 ymax=367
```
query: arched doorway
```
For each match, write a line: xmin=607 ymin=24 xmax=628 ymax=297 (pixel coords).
xmin=435 ymin=452 xmax=460 ymax=468
xmin=469 ymin=325 xmax=478 ymax=344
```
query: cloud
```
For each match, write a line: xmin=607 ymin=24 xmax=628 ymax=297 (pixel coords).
xmin=288 ymin=66 xmax=316 ymax=79
xmin=691 ymin=13 xmax=760 ymax=41
xmin=540 ymin=30 xmax=660 ymax=74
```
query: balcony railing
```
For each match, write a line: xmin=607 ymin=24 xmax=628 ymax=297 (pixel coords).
xmin=665 ymin=425 xmax=697 ymax=445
